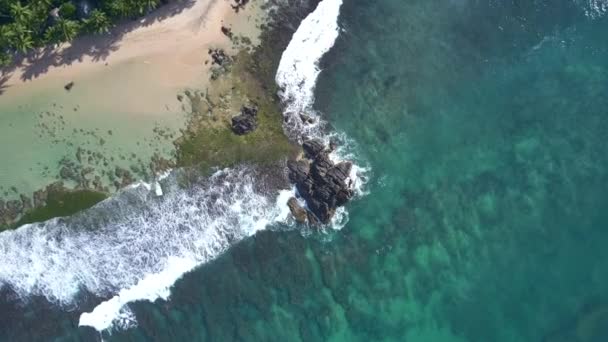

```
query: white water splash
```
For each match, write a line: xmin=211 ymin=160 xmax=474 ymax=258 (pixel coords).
xmin=582 ymin=0 xmax=608 ymax=18
xmin=79 ymin=256 xmax=198 ymax=331
xmin=276 ymin=0 xmax=344 ymax=141
xmin=0 ymin=0 xmax=367 ymax=333
xmin=0 ymin=167 xmax=293 ymax=331
xmin=276 ymin=0 xmax=370 ymax=224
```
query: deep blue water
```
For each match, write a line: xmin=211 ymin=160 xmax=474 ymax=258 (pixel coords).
xmin=2 ymin=0 xmax=608 ymax=341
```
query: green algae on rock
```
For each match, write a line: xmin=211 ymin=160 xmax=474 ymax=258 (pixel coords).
xmin=173 ymin=47 xmax=298 ymax=171
xmin=1 ymin=186 xmax=108 ymax=231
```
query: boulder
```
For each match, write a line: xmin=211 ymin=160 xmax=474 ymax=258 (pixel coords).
xmin=287 ymin=141 xmax=354 ymax=224
xmin=231 ymin=105 xmax=259 ymax=135
xmin=287 ymin=197 xmax=308 ymax=223
xmin=231 ymin=115 xmax=256 ymax=135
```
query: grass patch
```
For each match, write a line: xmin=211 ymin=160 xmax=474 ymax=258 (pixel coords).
xmin=175 ymin=50 xmax=299 ymax=170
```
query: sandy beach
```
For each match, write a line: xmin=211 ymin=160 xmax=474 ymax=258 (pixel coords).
xmin=0 ymin=0 xmax=265 ymax=199
xmin=0 ymin=0 xmax=264 ymax=113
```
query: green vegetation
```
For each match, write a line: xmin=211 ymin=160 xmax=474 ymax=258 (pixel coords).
xmin=12 ymin=189 xmax=108 ymax=228
xmin=0 ymin=0 xmax=166 ymax=66
xmin=175 ymin=51 xmax=298 ymax=171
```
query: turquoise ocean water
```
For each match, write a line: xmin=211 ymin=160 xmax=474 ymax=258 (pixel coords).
xmin=2 ymin=0 xmax=608 ymax=341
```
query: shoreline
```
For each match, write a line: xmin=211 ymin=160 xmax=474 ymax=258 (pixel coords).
xmin=0 ymin=0 xmax=258 ymax=105
xmin=0 ymin=0 xmax=333 ymax=335
xmin=0 ymin=0 xmax=275 ymax=228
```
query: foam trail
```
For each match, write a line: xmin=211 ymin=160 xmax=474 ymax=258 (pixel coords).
xmin=79 ymin=256 xmax=198 ymax=331
xmin=276 ymin=0 xmax=370 ymax=222
xmin=276 ymin=0 xmax=344 ymax=141
xmin=0 ymin=167 xmax=293 ymax=331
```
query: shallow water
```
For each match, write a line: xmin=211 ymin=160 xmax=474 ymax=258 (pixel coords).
xmin=2 ymin=0 xmax=608 ymax=341
xmin=0 ymin=63 xmax=185 ymax=198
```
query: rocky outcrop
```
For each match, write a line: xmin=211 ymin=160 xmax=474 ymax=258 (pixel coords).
xmin=231 ymin=105 xmax=258 ymax=135
xmin=287 ymin=139 xmax=354 ymax=224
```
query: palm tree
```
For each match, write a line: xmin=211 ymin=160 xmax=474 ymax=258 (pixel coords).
xmin=9 ymin=2 xmax=32 ymax=24
xmin=84 ymin=10 xmax=112 ymax=34
xmin=6 ymin=23 xmax=34 ymax=52
xmin=135 ymin=0 xmax=159 ymax=15
xmin=45 ymin=18 xmax=80 ymax=43
xmin=0 ymin=51 xmax=11 ymax=66
xmin=59 ymin=19 xmax=80 ymax=41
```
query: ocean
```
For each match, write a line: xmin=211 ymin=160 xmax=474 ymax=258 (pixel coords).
xmin=2 ymin=0 xmax=608 ymax=341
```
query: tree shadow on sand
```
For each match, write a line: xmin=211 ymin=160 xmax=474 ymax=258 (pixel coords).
xmin=0 ymin=0 xmax=198 ymax=83
xmin=0 ymin=73 xmax=10 ymax=96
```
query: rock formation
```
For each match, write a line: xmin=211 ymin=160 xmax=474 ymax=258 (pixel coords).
xmin=231 ymin=105 xmax=258 ymax=135
xmin=287 ymin=139 xmax=354 ymax=224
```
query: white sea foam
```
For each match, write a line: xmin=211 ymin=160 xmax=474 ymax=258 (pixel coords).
xmin=582 ymin=0 xmax=608 ymax=18
xmin=276 ymin=0 xmax=370 ymax=228
xmin=79 ymin=256 xmax=198 ymax=331
xmin=0 ymin=0 xmax=367 ymax=333
xmin=276 ymin=0 xmax=344 ymax=142
xmin=0 ymin=167 xmax=292 ymax=331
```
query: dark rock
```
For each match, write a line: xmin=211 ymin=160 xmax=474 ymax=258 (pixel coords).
xmin=302 ymin=139 xmax=325 ymax=159
xmin=307 ymin=211 xmax=320 ymax=226
xmin=231 ymin=115 xmax=257 ymax=135
xmin=325 ymin=162 xmax=352 ymax=189
xmin=287 ymin=160 xmax=309 ymax=183
xmin=287 ymin=142 xmax=354 ymax=224
xmin=209 ymin=48 xmax=230 ymax=66
xmin=310 ymin=152 xmax=333 ymax=180
xmin=287 ymin=197 xmax=308 ymax=223
xmin=241 ymin=105 xmax=258 ymax=117
xmin=231 ymin=105 xmax=259 ymax=135
xmin=231 ymin=0 xmax=249 ymax=12
xmin=221 ymin=26 xmax=233 ymax=39
xmin=64 ymin=82 xmax=74 ymax=91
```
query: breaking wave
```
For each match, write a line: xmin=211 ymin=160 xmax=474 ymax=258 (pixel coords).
xmin=0 ymin=167 xmax=294 ymax=331
xmin=0 ymin=0 xmax=366 ymax=334
xmin=276 ymin=0 xmax=369 ymax=201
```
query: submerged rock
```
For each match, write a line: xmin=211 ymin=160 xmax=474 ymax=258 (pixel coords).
xmin=231 ymin=105 xmax=258 ymax=135
xmin=287 ymin=140 xmax=354 ymax=224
